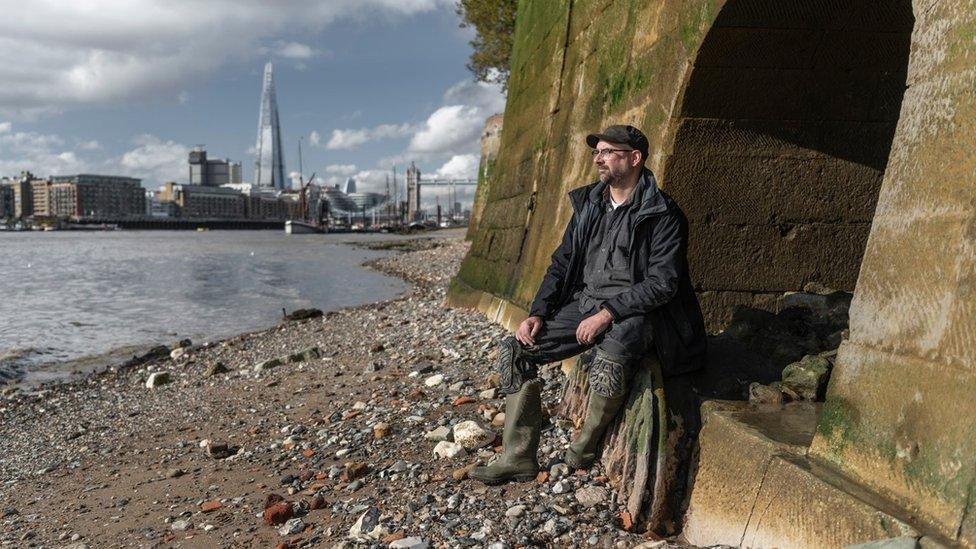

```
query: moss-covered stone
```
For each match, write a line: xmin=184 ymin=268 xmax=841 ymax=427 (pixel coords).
xmin=781 ymin=355 xmax=831 ymax=401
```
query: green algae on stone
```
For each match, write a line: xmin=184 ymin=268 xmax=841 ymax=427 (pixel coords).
xmin=781 ymin=354 xmax=832 ymax=401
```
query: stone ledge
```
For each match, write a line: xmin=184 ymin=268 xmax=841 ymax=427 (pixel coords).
xmin=445 ymin=278 xmax=528 ymax=333
xmin=683 ymin=401 xmax=932 ymax=548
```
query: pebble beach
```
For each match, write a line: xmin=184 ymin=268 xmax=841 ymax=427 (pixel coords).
xmin=0 ymin=235 xmax=680 ymax=548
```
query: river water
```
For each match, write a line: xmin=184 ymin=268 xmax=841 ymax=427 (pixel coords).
xmin=0 ymin=230 xmax=418 ymax=384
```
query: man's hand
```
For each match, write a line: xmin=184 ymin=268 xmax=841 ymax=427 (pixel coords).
xmin=515 ymin=316 xmax=544 ymax=346
xmin=576 ymin=308 xmax=613 ymax=345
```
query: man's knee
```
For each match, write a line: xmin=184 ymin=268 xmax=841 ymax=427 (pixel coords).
xmin=597 ymin=315 xmax=647 ymax=361
xmin=497 ymin=336 xmax=539 ymax=395
xmin=587 ymin=351 xmax=632 ymax=399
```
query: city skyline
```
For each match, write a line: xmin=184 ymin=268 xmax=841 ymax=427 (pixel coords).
xmin=0 ymin=2 xmax=505 ymax=207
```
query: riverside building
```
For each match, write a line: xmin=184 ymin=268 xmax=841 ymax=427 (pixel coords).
xmin=188 ymin=147 xmax=243 ymax=187
xmin=1 ymin=172 xmax=37 ymax=218
xmin=157 ymin=182 xmax=245 ymax=218
xmin=31 ymin=179 xmax=51 ymax=217
xmin=0 ymin=184 xmax=13 ymax=219
xmin=48 ymin=174 xmax=145 ymax=218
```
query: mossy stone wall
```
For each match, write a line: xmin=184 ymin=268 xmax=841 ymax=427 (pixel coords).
xmin=452 ymin=0 xmax=976 ymax=544
xmin=450 ymin=0 xmax=911 ymax=330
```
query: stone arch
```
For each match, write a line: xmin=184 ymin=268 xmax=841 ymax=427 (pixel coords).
xmin=660 ymin=0 xmax=915 ymax=329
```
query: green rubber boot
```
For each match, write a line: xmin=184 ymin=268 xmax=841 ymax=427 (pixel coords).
xmin=469 ymin=379 xmax=544 ymax=485
xmin=564 ymin=391 xmax=626 ymax=469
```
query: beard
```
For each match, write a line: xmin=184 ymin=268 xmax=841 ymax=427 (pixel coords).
xmin=598 ymin=165 xmax=627 ymax=185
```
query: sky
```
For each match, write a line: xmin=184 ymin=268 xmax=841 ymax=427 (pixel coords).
xmin=0 ymin=0 xmax=506 ymax=207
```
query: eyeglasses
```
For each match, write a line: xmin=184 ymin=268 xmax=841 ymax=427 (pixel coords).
xmin=590 ymin=148 xmax=633 ymax=158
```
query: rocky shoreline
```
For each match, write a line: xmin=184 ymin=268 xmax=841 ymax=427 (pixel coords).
xmin=0 ymin=236 xmax=672 ymax=548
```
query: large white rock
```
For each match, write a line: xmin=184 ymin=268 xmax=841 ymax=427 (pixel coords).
xmin=348 ymin=507 xmax=382 ymax=540
xmin=390 ymin=537 xmax=430 ymax=549
xmin=452 ymin=420 xmax=495 ymax=450
xmin=146 ymin=371 xmax=171 ymax=389
xmin=424 ymin=374 xmax=445 ymax=387
xmin=432 ymin=440 xmax=465 ymax=459
xmin=575 ymin=485 xmax=608 ymax=507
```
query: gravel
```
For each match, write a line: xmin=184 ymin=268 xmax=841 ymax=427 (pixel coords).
xmin=0 ymin=235 xmax=695 ymax=548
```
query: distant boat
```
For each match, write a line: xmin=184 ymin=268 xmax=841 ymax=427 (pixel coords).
xmin=285 ymin=220 xmax=325 ymax=234
xmin=63 ymin=223 xmax=118 ymax=231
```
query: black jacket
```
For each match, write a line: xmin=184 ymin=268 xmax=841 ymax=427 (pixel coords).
xmin=528 ymin=169 xmax=707 ymax=376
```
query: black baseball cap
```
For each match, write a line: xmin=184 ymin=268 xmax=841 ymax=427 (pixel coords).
xmin=586 ymin=125 xmax=649 ymax=162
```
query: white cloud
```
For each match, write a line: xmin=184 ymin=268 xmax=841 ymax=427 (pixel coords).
xmin=309 ymin=130 xmax=323 ymax=147
xmin=119 ymin=134 xmax=188 ymax=185
xmin=274 ymin=41 xmax=318 ymax=60
xmin=347 ymin=169 xmax=393 ymax=193
xmin=0 ymin=121 xmax=10 ymax=133
xmin=323 ymin=123 xmax=416 ymax=150
xmin=405 ymin=79 xmax=504 ymax=157
xmin=434 ymin=154 xmax=479 ymax=180
xmin=408 ymin=105 xmax=484 ymax=155
xmin=442 ymin=79 xmax=507 ymax=113
xmin=0 ymin=129 xmax=91 ymax=178
xmin=325 ymin=163 xmax=357 ymax=176
xmin=0 ymin=0 xmax=454 ymax=116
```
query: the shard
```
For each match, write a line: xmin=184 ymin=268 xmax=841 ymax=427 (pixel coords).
xmin=254 ymin=62 xmax=286 ymax=189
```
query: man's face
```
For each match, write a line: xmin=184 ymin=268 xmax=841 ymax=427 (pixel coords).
xmin=593 ymin=140 xmax=638 ymax=184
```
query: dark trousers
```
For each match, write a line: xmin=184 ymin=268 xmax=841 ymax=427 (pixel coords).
xmin=520 ymin=299 xmax=649 ymax=365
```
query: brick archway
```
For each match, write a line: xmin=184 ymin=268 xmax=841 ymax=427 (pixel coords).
xmin=661 ymin=1 xmax=915 ymax=329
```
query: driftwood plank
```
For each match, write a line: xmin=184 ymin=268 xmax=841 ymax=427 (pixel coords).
xmin=556 ymin=352 xmax=672 ymax=533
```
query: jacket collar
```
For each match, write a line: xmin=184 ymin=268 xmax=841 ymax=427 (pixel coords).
xmin=580 ymin=168 xmax=667 ymax=217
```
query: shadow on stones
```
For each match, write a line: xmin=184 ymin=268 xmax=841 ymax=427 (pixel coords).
xmin=693 ymin=290 xmax=852 ymax=401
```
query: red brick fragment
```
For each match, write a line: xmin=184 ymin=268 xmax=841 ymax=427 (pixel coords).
xmin=263 ymin=501 xmax=293 ymax=525
xmin=620 ymin=511 xmax=634 ymax=531
xmin=200 ymin=500 xmax=222 ymax=513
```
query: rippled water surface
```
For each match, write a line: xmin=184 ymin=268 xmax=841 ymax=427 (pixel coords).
xmin=0 ymin=230 xmax=413 ymax=381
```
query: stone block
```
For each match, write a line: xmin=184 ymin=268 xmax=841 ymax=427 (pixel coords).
xmin=741 ymin=455 xmax=918 ymax=548
xmin=688 ymin=222 xmax=870 ymax=292
xmin=815 ymin=30 xmax=913 ymax=71
xmin=696 ymin=290 xmax=781 ymax=331
xmin=696 ymin=27 xmax=820 ymax=69
xmin=811 ymin=342 xmax=976 ymax=542
xmin=683 ymin=401 xmax=818 ymax=546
